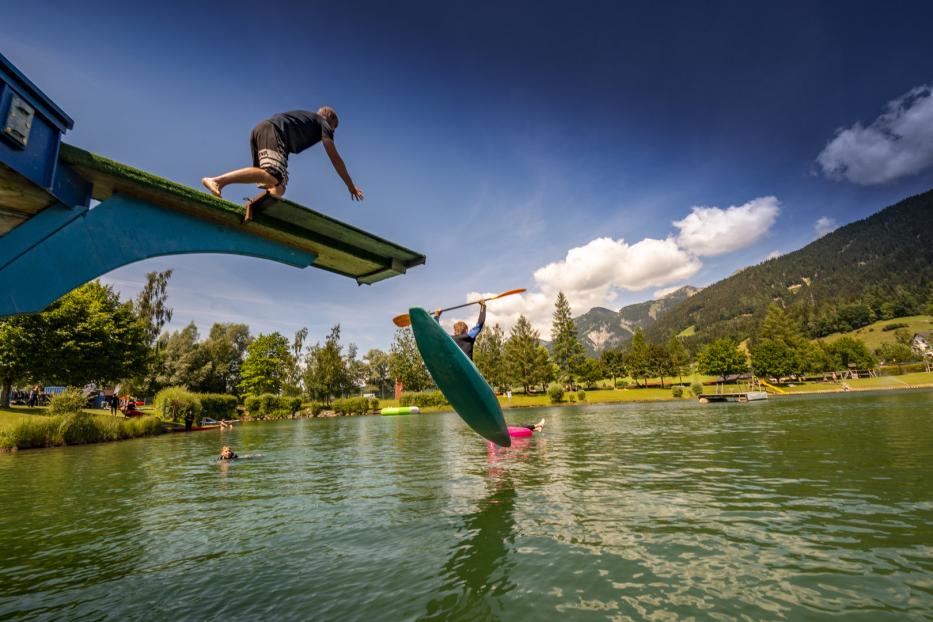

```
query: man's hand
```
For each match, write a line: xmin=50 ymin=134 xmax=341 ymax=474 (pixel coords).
xmin=348 ymin=186 xmax=364 ymax=201
xmin=433 ymin=308 xmax=442 ymax=318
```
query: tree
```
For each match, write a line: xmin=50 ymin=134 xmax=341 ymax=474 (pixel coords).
xmin=40 ymin=281 xmax=149 ymax=387
xmin=666 ymin=336 xmax=690 ymax=384
xmin=697 ymin=338 xmax=747 ymax=383
xmin=534 ymin=346 xmax=555 ymax=392
xmin=304 ymin=325 xmax=353 ymax=403
xmin=134 ymin=270 xmax=173 ymax=346
xmin=199 ymin=323 xmax=251 ymax=394
xmin=474 ymin=324 xmax=508 ymax=391
xmin=550 ymin=292 xmax=586 ymax=388
xmin=625 ymin=329 xmax=650 ymax=387
xmin=284 ymin=327 xmax=309 ymax=396
xmin=750 ymin=339 xmax=797 ymax=379
xmin=388 ymin=328 xmax=432 ymax=392
xmin=345 ymin=343 xmax=368 ymax=394
xmin=875 ymin=342 xmax=916 ymax=364
xmin=363 ymin=349 xmax=391 ymax=398
xmin=646 ymin=343 xmax=674 ymax=388
xmin=0 ymin=315 xmax=40 ymax=407
xmin=155 ymin=322 xmax=211 ymax=389
xmin=824 ymin=336 xmax=875 ymax=370
xmin=504 ymin=315 xmax=541 ymax=394
xmin=599 ymin=348 xmax=626 ymax=389
xmin=752 ymin=305 xmax=809 ymax=378
xmin=577 ymin=358 xmax=603 ymax=388
xmin=239 ymin=332 xmax=291 ymax=395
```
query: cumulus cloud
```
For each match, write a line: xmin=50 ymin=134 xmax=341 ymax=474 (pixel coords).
xmin=816 ymin=84 xmax=933 ymax=185
xmin=534 ymin=236 xmax=701 ymax=303
xmin=814 ymin=216 xmax=837 ymax=238
xmin=767 ymin=250 xmax=782 ymax=260
xmin=672 ymin=197 xmax=780 ymax=256
xmin=448 ymin=195 xmax=780 ymax=339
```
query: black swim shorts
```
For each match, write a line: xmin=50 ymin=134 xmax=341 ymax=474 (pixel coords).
xmin=250 ymin=121 xmax=289 ymax=187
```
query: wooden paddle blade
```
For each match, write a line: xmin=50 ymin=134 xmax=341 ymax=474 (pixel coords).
xmin=392 ymin=314 xmax=412 ymax=327
xmin=489 ymin=288 xmax=526 ymax=300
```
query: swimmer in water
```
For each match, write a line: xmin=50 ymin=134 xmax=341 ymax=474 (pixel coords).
xmin=220 ymin=446 xmax=238 ymax=461
xmin=522 ymin=419 xmax=545 ymax=433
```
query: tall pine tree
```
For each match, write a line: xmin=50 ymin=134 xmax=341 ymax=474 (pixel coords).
xmin=504 ymin=315 xmax=541 ymax=394
xmin=550 ymin=292 xmax=586 ymax=388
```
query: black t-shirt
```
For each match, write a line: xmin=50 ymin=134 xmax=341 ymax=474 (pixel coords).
xmin=266 ymin=110 xmax=335 ymax=154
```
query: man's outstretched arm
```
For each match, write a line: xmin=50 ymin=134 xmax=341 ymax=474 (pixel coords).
xmin=323 ymin=137 xmax=364 ymax=201
xmin=467 ymin=302 xmax=486 ymax=339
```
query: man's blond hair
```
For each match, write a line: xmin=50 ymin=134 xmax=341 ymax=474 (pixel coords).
xmin=453 ymin=321 xmax=468 ymax=336
xmin=317 ymin=106 xmax=339 ymax=129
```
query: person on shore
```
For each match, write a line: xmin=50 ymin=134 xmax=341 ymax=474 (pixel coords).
xmin=109 ymin=393 xmax=119 ymax=416
xmin=220 ymin=446 xmax=238 ymax=461
xmin=434 ymin=301 xmax=486 ymax=360
xmin=201 ymin=107 xmax=364 ymax=218
xmin=184 ymin=412 xmax=195 ymax=432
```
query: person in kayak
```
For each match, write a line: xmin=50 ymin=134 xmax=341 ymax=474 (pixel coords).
xmin=434 ymin=301 xmax=485 ymax=359
xmin=201 ymin=107 xmax=364 ymax=213
xmin=220 ymin=446 xmax=238 ymax=461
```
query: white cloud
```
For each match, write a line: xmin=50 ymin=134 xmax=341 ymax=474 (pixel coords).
xmin=446 ymin=196 xmax=780 ymax=339
xmin=816 ymin=84 xmax=933 ymax=185
xmin=767 ymin=250 xmax=782 ymax=260
xmin=672 ymin=197 xmax=780 ymax=256
xmin=814 ymin=216 xmax=837 ymax=238
xmin=653 ymin=285 xmax=684 ymax=299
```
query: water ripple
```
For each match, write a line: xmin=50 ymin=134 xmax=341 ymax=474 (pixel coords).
xmin=0 ymin=390 xmax=931 ymax=620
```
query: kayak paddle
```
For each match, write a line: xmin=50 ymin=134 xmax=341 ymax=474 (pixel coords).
xmin=392 ymin=288 xmax=526 ymax=327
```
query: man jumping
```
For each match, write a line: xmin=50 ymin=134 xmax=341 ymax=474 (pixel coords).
xmin=202 ymin=107 xmax=363 ymax=220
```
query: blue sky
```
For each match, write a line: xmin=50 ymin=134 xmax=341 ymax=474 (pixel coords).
xmin=5 ymin=0 xmax=933 ymax=350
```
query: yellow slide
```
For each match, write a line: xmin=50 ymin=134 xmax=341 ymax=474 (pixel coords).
xmin=758 ymin=379 xmax=787 ymax=394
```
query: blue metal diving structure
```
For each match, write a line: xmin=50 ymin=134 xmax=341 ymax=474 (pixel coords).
xmin=0 ymin=52 xmax=425 ymax=317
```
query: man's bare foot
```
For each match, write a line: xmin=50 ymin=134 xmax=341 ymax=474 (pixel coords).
xmin=202 ymin=177 xmax=222 ymax=198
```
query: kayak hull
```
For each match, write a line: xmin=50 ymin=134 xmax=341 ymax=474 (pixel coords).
xmin=409 ymin=307 xmax=510 ymax=446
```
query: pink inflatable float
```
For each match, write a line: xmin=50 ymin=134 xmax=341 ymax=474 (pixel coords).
xmin=507 ymin=426 xmax=533 ymax=438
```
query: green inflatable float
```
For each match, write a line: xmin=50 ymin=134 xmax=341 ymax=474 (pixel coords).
xmin=408 ymin=307 xmax=510 ymax=446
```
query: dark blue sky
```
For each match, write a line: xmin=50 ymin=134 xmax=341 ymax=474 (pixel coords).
xmin=5 ymin=0 xmax=933 ymax=347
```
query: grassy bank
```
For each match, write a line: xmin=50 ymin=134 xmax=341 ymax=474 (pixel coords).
xmin=0 ymin=407 xmax=163 ymax=451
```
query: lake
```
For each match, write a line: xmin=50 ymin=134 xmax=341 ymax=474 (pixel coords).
xmin=1 ymin=390 xmax=931 ymax=620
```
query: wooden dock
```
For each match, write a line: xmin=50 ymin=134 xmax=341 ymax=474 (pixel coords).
xmin=698 ymin=391 xmax=769 ymax=403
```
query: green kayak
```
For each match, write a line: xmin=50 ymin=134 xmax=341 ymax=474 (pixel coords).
xmin=380 ymin=406 xmax=420 ymax=415
xmin=408 ymin=307 xmax=510 ymax=446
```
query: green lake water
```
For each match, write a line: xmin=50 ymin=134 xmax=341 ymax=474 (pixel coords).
xmin=1 ymin=390 xmax=931 ymax=621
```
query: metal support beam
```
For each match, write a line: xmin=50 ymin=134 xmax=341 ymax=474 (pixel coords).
xmin=0 ymin=193 xmax=316 ymax=316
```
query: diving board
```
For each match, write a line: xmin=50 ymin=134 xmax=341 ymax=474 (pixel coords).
xmin=58 ymin=144 xmax=426 ymax=284
xmin=0 ymin=52 xmax=425 ymax=317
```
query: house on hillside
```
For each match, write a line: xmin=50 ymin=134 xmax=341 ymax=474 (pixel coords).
xmin=912 ymin=331 xmax=932 ymax=356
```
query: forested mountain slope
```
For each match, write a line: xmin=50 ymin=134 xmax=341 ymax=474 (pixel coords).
xmin=645 ymin=190 xmax=933 ymax=345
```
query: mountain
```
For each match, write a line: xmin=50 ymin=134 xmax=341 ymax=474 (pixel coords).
xmin=645 ymin=189 xmax=933 ymax=345
xmin=574 ymin=286 xmax=700 ymax=354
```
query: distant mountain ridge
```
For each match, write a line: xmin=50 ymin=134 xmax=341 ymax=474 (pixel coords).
xmin=644 ymin=189 xmax=933 ymax=344
xmin=574 ymin=286 xmax=700 ymax=354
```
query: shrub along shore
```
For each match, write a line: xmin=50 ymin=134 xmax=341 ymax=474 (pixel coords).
xmin=4 ymin=374 xmax=931 ymax=451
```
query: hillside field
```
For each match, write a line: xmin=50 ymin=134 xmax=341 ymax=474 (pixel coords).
xmin=821 ymin=315 xmax=933 ymax=350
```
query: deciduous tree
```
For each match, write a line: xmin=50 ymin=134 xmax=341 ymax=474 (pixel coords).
xmin=239 ymin=332 xmax=291 ymax=396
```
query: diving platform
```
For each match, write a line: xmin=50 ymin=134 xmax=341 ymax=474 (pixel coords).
xmin=0 ymin=52 xmax=425 ymax=317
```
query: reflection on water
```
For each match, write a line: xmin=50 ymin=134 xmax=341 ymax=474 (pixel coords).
xmin=0 ymin=390 xmax=931 ymax=620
